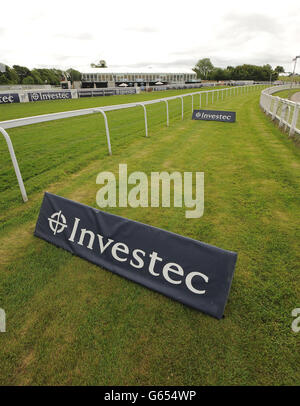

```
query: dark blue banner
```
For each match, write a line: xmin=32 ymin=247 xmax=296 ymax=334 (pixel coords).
xmin=28 ymin=91 xmax=72 ymax=102
xmin=34 ymin=193 xmax=237 ymax=319
xmin=0 ymin=93 xmax=20 ymax=104
xmin=192 ymin=109 xmax=236 ymax=122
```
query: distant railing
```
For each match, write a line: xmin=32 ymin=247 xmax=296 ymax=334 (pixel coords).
xmin=260 ymin=84 xmax=300 ymax=137
xmin=1 ymin=84 xmax=266 ymax=202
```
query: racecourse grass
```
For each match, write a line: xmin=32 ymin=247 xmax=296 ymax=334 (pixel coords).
xmin=0 ymin=87 xmax=299 ymax=385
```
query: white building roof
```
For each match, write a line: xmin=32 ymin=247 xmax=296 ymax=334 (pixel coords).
xmin=79 ymin=66 xmax=196 ymax=74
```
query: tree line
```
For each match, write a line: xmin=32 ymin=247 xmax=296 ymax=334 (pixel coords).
xmin=0 ymin=59 xmax=288 ymax=86
xmin=0 ymin=64 xmax=81 ymax=86
xmin=193 ymin=58 xmax=285 ymax=81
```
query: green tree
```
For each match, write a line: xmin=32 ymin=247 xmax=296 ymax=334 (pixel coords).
xmin=13 ymin=65 xmax=31 ymax=83
xmin=193 ymin=58 xmax=214 ymax=79
xmin=22 ymin=76 xmax=35 ymax=85
xmin=52 ymin=68 xmax=64 ymax=81
xmin=33 ymin=68 xmax=61 ymax=85
xmin=0 ymin=65 xmax=18 ymax=84
xmin=275 ymin=66 xmax=284 ymax=74
xmin=210 ymin=68 xmax=227 ymax=81
xmin=66 ymin=68 xmax=81 ymax=82
xmin=91 ymin=60 xmax=107 ymax=68
xmin=31 ymin=69 xmax=44 ymax=85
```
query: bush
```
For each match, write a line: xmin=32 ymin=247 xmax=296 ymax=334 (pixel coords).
xmin=22 ymin=76 xmax=35 ymax=84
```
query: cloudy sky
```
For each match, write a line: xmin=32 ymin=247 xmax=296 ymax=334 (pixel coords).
xmin=1 ymin=0 xmax=299 ymax=73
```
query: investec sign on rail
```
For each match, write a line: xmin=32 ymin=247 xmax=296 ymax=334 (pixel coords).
xmin=28 ymin=91 xmax=72 ymax=102
xmin=0 ymin=93 xmax=20 ymax=103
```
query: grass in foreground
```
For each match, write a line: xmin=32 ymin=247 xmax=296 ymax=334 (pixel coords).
xmin=0 ymin=87 xmax=299 ymax=385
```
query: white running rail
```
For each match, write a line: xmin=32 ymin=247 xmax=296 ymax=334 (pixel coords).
xmin=260 ymin=84 xmax=300 ymax=137
xmin=0 ymin=127 xmax=28 ymax=202
xmin=1 ymin=84 xmax=266 ymax=202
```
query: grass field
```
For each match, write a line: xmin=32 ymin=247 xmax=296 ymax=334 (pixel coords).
xmin=273 ymin=88 xmax=300 ymax=99
xmin=0 ymin=86 xmax=299 ymax=385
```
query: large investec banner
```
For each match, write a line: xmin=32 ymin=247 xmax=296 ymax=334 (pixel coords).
xmin=35 ymin=193 xmax=237 ymax=319
xmin=28 ymin=91 xmax=72 ymax=102
xmin=0 ymin=93 xmax=20 ymax=103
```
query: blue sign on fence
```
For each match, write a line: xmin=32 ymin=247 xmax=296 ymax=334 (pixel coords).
xmin=0 ymin=93 xmax=20 ymax=104
xmin=192 ymin=109 xmax=236 ymax=122
xmin=28 ymin=91 xmax=72 ymax=102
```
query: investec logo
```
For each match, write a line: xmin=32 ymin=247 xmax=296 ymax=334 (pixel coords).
xmin=48 ymin=211 xmax=209 ymax=295
xmin=0 ymin=93 xmax=20 ymax=103
xmin=29 ymin=91 xmax=71 ymax=101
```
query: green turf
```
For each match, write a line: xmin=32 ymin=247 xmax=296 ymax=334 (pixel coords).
xmin=273 ymin=88 xmax=300 ymax=99
xmin=0 ymin=86 xmax=299 ymax=385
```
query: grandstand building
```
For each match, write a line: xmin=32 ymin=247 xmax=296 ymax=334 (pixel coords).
xmin=80 ymin=67 xmax=198 ymax=88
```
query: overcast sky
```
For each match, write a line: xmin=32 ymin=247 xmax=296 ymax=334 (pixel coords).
xmin=1 ymin=0 xmax=299 ymax=73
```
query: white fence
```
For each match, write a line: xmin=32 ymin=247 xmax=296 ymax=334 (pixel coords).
xmin=1 ymin=84 xmax=267 ymax=202
xmin=0 ymin=84 xmax=52 ymax=91
xmin=0 ymin=81 xmax=268 ymax=104
xmin=260 ymin=84 xmax=300 ymax=137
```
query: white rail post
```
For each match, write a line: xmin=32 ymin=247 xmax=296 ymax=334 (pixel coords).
xmin=0 ymin=127 xmax=28 ymax=202
xmin=191 ymin=94 xmax=194 ymax=112
xmin=289 ymin=104 xmax=299 ymax=137
xmin=279 ymin=102 xmax=286 ymax=128
xmin=199 ymin=92 xmax=202 ymax=108
xmin=94 ymin=109 xmax=112 ymax=155
xmin=285 ymin=105 xmax=291 ymax=131
xmin=163 ymin=100 xmax=169 ymax=126
xmin=272 ymin=97 xmax=280 ymax=120
xmin=267 ymin=94 xmax=272 ymax=114
xmin=136 ymin=103 xmax=148 ymax=137
xmin=180 ymin=96 xmax=184 ymax=120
